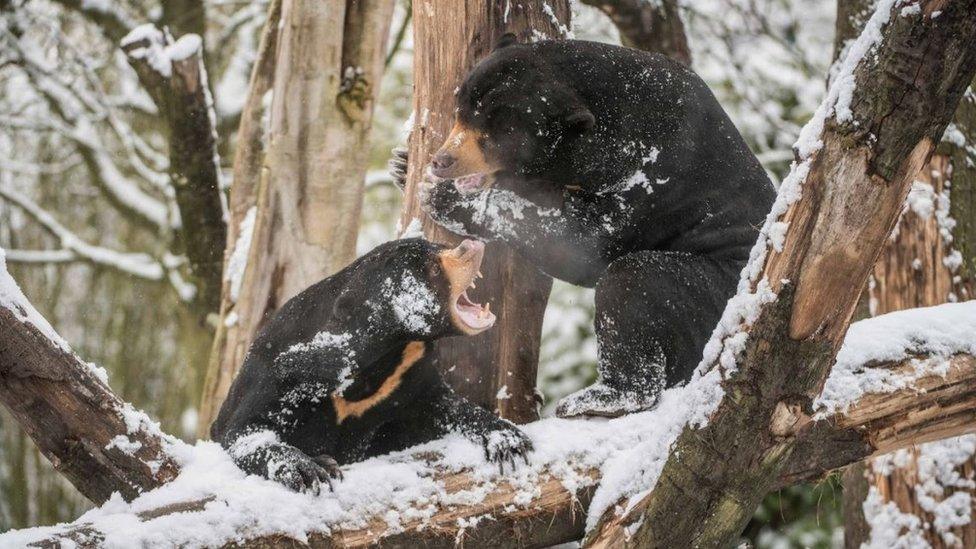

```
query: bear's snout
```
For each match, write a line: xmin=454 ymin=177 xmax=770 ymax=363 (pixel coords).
xmin=430 ymin=151 xmax=456 ymax=175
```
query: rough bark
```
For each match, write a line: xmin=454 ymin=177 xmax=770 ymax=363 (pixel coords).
xmin=580 ymin=0 xmax=691 ymax=66
xmin=17 ymin=352 xmax=976 ymax=548
xmin=198 ymin=0 xmax=395 ymax=433
xmin=197 ymin=0 xmax=283 ymax=438
xmin=397 ymin=1 xmax=570 ymax=424
xmin=585 ymin=2 xmax=976 ymax=547
xmin=0 ymin=307 xmax=178 ymax=505
xmin=842 ymin=462 xmax=871 ymax=549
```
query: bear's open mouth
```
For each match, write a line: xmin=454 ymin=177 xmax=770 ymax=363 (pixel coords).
xmin=438 ymin=239 xmax=496 ymax=334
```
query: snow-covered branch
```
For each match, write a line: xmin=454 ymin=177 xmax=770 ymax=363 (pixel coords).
xmin=2 ymin=300 xmax=975 ymax=548
xmin=46 ymin=0 xmax=137 ymax=44
xmin=121 ymin=24 xmax=228 ymax=312
xmin=586 ymin=1 xmax=976 ymax=546
xmin=0 ymin=249 xmax=179 ymax=504
xmin=4 ymin=38 xmax=174 ymax=231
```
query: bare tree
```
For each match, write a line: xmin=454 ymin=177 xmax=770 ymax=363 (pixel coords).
xmin=197 ymin=0 xmax=396 ymax=433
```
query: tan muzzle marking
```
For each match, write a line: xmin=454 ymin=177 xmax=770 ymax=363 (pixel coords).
xmin=332 ymin=341 xmax=425 ymax=424
xmin=436 ymin=121 xmax=493 ymax=177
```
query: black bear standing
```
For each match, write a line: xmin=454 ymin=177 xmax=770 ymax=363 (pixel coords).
xmin=211 ymin=238 xmax=531 ymax=493
xmin=421 ymin=36 xmax=776 ymax=417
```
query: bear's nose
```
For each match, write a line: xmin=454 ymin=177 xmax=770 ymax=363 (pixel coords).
xmin=431 ymin=151 xmax=456 ymax=173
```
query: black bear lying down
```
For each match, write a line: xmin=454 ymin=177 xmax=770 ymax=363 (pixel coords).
xmin=211 ymin=238 xmax=531 ymax=494
xmin=421 ymin=36 xmax=776 ymax=417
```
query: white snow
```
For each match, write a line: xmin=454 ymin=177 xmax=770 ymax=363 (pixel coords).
xmin=0 ymin=247 xmax=71 ymax=352
xmin=0 ymin=399 xmax=726 ymax=548
xmin=816 ymin=301 xmax=976 ymax=415
xmin=226 ymin=206 xmax=257 ymax=303
xmin=865 ymin=435 xmax=976 ymax=548
xmin=106 ymin=435 xmax=143 ymax=456
xmin=399 ymin=217 xmax=424 ymax=239
xmin=121 ymin=26 xmax=205 ymax=80
xmin=384 ymin=272 xmax=439 ymax=334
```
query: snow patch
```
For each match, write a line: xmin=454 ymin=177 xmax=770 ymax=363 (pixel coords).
xmin=383 ymin=272 xmax=439 ymax=334
xmin=226 ymin=206 xmax=257 ymax=303
xmin=816 ymin=301 xmax=976 ymax=415
xmin=0 ymin=247 xmax=71 ymax=352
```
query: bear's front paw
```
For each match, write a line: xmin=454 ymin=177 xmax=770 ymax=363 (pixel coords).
xmin=420 ymin=177 xmax=487 ymax=237
xmin=268 ymin=448 xmax=342 ymax=495
xmin=481 ymin=426 xmax=533 ymax=473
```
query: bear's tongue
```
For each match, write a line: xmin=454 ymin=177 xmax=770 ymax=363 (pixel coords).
xmin=455 ymin=289 xmax=495 ymax=330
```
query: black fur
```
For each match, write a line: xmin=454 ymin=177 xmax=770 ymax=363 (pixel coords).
xmin=421 ymin=39 xmax=775 ymax=416
xmin=211 ymin=239 xmax=531 ymax=493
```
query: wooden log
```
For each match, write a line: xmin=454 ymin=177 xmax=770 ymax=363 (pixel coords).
xmin=0 ymin=306 xmax=179 ymax=504
xmin=13 ymin=353 xmax=975 ymax=548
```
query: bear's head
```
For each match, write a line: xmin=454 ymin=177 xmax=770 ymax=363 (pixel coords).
xmin=333 ymin=238 xmax=495 ymax=340
xmin=429 ymin=33 xmax=594 ymax=185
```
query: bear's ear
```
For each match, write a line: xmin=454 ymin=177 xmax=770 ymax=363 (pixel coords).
xmin=565 ymin=107 xmax=596 ymax=131
xmin=332 ymin=289 xmax=356 ymax=323
xmin=493 ymin=32 xmax=518 ymax=51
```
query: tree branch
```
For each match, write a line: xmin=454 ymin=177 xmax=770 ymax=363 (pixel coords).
xmin=0 ymin=259 xmax=179 ymax=504
xmin=121 ymin=26 xmax=227 ymax=314
xmin=587 ymin=1 xmax=976 ymax=546
xmin=0 ymin=186 xmax=166 ymax=280
xmin=8 ymin=351 xmax=975 ymax=548
xmin=46 ymin=0 xmax=136 ymax=44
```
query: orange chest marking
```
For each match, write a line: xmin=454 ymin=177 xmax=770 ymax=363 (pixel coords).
xmin=331 ymin=341 xmax=425 ymax=424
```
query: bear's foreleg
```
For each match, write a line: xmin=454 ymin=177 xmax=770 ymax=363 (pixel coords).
xmin=556 ymin=250 xmax=741 ymax=418
xmin=224 ymin=429 xmax=342 ymax=494
xmin=366 ymin=382 xmax=533 ymax=472
xmin=423 ymin=173 xmax=629 ymax=286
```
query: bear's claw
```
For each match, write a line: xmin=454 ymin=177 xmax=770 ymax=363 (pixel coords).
xmin=555 ymin=383 xmax=660 ymax=419
xmin=271 ymin=449 xmax=343 ymax=495
xmin=482 ymin=427 xmax=533 ymax=474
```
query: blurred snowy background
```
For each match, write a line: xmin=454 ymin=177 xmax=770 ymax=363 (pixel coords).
xmin=0 ymin=0 xmax=842 ymax=544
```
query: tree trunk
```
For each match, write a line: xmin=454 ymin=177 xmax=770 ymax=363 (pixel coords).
xmin=197 ymin=0 xmax=395 ymax=434
xmin=196 ymin=0 xmax=282 ymax=438
xmin=585 ymin=1 xmax=976 ymax=546
xmin=846 ymin=89 xmax=976 ymax=548
xmin=397 ymin=1 xmax=571 ymax=424
xmin=579 ymin=0 xmax=691 ymax=66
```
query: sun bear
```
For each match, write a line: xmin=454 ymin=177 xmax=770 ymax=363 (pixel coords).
xmin=211 ymin=238 xmax=532 ymax=494
xmin=419 ymin=36 xmax=776 ymax=417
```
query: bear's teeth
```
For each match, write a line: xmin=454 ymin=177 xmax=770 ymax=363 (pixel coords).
xmin=477 ymin=271 xmax=483 ymax=279
xmin=470 ymin=280 xmax=476 ymax=289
